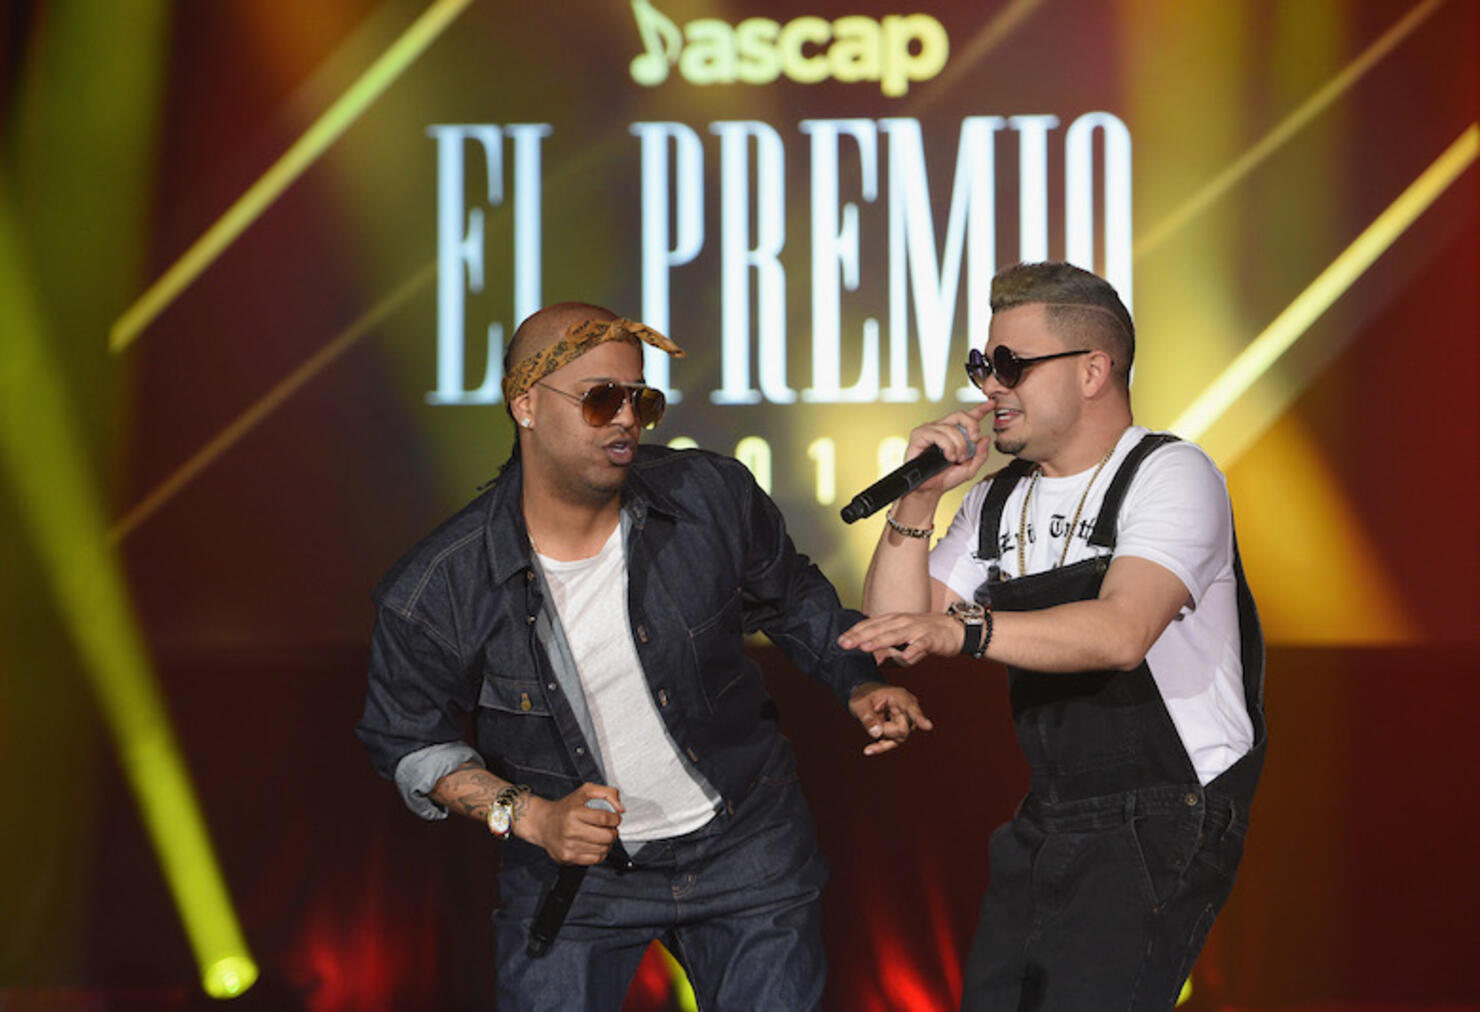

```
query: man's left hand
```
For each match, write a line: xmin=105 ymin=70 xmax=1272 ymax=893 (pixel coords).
xmin=839 ymin=612 xmax=966 ymax=667
xmin=847 ymin=681 xmax=934 ymax=756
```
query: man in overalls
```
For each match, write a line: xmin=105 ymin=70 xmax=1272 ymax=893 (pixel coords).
xmin=840 ymin=261 xmax=1266 ymax=1010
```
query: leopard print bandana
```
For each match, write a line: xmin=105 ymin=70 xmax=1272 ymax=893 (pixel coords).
xmin=501 ymin=317 xmax=684 ymax=404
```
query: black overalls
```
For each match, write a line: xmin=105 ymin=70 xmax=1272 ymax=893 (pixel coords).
xmin=960 ymin=434 xmax=1267 ymax=1012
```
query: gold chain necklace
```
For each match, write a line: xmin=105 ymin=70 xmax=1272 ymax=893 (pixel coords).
xmin=1016 ymin=448 xmax=1115 ymax=575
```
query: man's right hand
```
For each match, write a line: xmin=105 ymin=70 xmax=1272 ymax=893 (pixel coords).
xmin=899 ymin=403 xmax=994 ymax=500
xmin=861 ymin=404 xmax=994 ymax=618
xmin=519 ymin=782 xmax=624 ymax=865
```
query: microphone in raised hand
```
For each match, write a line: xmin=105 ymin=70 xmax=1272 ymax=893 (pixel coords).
xmin=840 ymin=423 xmax=977 ymax=524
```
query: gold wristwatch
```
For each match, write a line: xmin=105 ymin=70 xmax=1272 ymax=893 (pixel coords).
xmin=486 ymin=784 xmax=529 ymax=838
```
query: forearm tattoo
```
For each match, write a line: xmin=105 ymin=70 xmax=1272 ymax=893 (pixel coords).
xmin=510 ymin=788 xmax=531 ymax=823
xmin=438 ymin=761 xmax=502 ymax=820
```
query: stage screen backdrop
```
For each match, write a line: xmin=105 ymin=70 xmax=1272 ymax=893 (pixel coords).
xmin=3 ymin=0 xmax=1479 ymax=1005
xmin=6 ymin=0 xmax=1477 ymax=663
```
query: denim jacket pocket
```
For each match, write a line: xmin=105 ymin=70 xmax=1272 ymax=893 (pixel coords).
xmin=687 ymin=590 xmax=758 ymax=714
xmin=478 ymin=675 xmax=552 ymax=716
xmin=474 ymin=676 xmax=573 ymax=790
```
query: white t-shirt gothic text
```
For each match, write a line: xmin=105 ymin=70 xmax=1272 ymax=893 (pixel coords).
xmin=929 ymin=426 xmax=1255 ymax=785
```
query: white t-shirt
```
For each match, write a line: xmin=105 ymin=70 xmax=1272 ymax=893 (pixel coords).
xmin=929 ymin=426 xmax=1255 ymax=785
xmin=537 ymin=527 xmax=716 ymax=842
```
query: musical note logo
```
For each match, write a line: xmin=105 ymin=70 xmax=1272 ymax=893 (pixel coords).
xmin=629 ymin=0 xmax=682 ymax=86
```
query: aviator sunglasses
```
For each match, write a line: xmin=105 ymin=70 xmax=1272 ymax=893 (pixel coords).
xmin=964 ymin=346 xmax=1092 ymax=391
xmin=537 ymin=381 xmax=667 ymax=429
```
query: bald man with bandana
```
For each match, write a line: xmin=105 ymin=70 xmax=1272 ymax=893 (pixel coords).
xmin=357 ymin=302 xmax=929 ymax=1010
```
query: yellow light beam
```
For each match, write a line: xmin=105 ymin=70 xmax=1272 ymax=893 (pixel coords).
xmin=1170 ymin=123 xmax=1478 ymax=441
xmin=1135 ymin=0 xmax=1447 ymax=262
xmin=108 ymin=124 xmax=636 ymax=543
xmin=111 ymin=260 xmax=436 ymax=543
xmin=656 ymin=942 xmax=698 ymax=1012
xmin=108 ymin=0 xmax=472 ymax=353
xmin=0 ymin=192 xmax=256 ymax=999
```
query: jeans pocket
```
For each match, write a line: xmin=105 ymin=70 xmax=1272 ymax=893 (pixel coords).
xmin=1192 ymin=814 xmax=1248 ymax=879
xmin=1126 ymin=808 xmax=1202 ymax=911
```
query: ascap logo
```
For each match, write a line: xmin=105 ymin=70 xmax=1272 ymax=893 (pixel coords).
xmin=629 ymin=0 xmax=948 ymax=97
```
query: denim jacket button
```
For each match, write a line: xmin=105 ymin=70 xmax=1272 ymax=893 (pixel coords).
xmin=526 ymin=614 xmax=536 ymax=625
xmin=637 ymin=625 xmax=649 ymax=643
xmin=575 ymin=746 xmax=586 ymax=757
xmin=1184 ymin=792 xmax=1199 ymax=806
xmin=547 ymin=682 xmax=557 ymax=692
xmin=657 ymin=689 xmax=670 ymax=707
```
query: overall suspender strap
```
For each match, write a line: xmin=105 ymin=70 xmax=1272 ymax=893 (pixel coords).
xmin=1086 ymin=433 xmax=1182 ymax=549
xmin=1231 ymin=533 xmax=1267 ymax=729
xmin=975 ymin=458 xmax=1037 ymax=562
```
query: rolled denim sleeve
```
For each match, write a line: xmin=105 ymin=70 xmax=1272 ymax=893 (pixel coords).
xmin=735 ymin=468 xmax=879 ymax=704
xmin=357 ymin=599 xmax=481 ymax=819
xmin=394 ymin=742 xmax=484 ymax=821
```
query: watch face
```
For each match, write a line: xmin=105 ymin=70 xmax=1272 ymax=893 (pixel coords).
xmin=950 ymin=602 xmax=984 ymax=622
xmin=488 ymin=804 xmax=512 ymax=836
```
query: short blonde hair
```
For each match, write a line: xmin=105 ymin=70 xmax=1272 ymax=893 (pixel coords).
xmin=990 ymin=262 xmax=1134 ymax=388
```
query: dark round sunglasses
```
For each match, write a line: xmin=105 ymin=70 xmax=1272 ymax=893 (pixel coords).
xmin=964 ymin=346 xmax=1092 ymax=391
xmin=538 ymin=381 xmax=667 ymax=429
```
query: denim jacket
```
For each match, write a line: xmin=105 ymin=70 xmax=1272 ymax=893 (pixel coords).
xmin=356 ymin=444 xmax=877 ymax=829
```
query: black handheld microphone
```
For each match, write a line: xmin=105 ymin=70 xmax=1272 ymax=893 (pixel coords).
xmin=839 ymin=425 xmax=976 ymax=524
xmin=526 ymin=864 xmax=585 ymax=958
xmin=526 ymin=798 xmax=616 ymax=958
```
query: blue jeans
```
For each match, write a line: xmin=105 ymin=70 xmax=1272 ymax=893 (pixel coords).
xmin=492 ymin=739 xmax=828 ymax=1011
